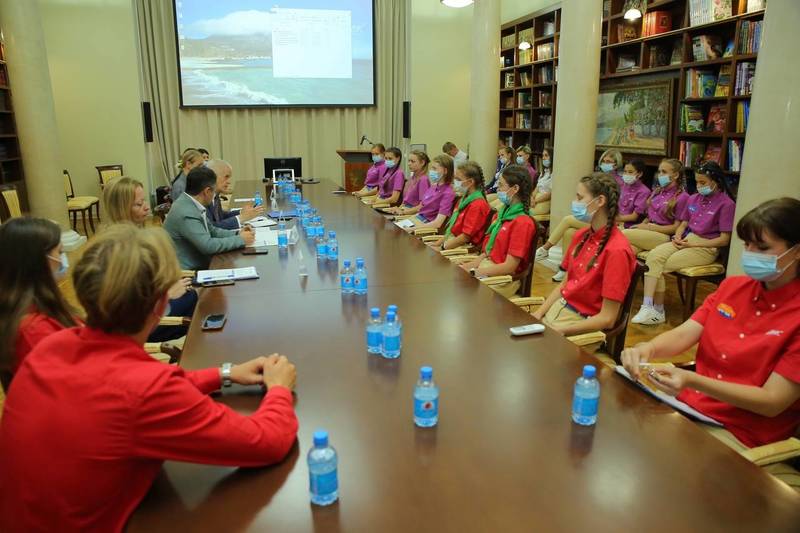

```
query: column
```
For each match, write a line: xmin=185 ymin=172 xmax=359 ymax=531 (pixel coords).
xmin=727 ymin=1 xmax=800 ymax=275
xmin=0 ymin=0 xmax=84 ymax=249
xmin=547 ymin=0 xmax=602 ymax=264
xmin=468 ymin=0 xmax=500 ymax=174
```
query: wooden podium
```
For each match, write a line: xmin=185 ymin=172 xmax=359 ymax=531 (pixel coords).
xmin=336 ymin=149 xmax=373 ymax=193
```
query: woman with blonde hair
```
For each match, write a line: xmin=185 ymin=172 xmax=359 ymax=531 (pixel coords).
xmin=170 ymin=148 xmax=204 ymax=201
xmin=597 ymin=148 xmax=624 ymax=186
xmin=0 ymin=224 xmax=299 ymax=532
xmin=400 ymin=153 xmax=456 ymax=232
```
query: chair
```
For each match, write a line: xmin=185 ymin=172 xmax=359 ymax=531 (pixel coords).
xmin=479 ymin=218 xmax=542 ymax=298
xmin=143 ymin=341 xmax=183 ymax=364
xmin=64 ymin=170 xmax=100 ymax=235
xmin=532 ymin=213 xmax=550 ymax=251
xmin=96 ymin=164 xmax=124 ymax=189
xmin=0 ymin=184 xmax=22 ymax=221
xmin=412 ymin=193 xmax=462 ymax=237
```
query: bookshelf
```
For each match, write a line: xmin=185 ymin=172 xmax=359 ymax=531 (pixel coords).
xmin=0 ymin=41 xmax=27 ymax=211
xmin=499 ymin=4 xmax=561 ymax=161
xmin=599 ymin=0 xmax=765 ymax=187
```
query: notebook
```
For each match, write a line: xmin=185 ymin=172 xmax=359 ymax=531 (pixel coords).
xmin=196 ymin=267 xmax=259 ymax=283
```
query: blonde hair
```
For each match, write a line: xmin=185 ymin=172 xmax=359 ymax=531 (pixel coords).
xmin=432 ymin=153 xmax=455 ymax=185
xmin=516 ymin=145 xmax=533 ymax=155
xmin=176 ymin=149 xmax=203 ymax=171
xmin=102 ymin=176 xmax=144 ymax=225
xmin=72 ymin=224 xmax=180 ymax=334
xmin=598 ymin=149 xmax=623 ymax=170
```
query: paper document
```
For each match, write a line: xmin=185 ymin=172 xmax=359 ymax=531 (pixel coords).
xmin=196 ymin=267 xmax=259 ymax=283
xmin=246 ymin=216 xmax=278 ymax=228
xmin=615 ymin=366 xmax=723 ymax=426
xmin=248 ymin=227 xmax=280 ymax=247
xmin=234 ymin=198 xmax=255 ymax=203
xmin=394 ymin=218 xmax=415 ymax=230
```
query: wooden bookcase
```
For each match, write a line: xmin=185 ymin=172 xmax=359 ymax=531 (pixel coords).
xmin=499 ymin=4 xmax=561 ymax=162
xmin=0 ymin=41 xmax=27 ymax=211
xmin=598 ymin=0 xmax=765 ymax=190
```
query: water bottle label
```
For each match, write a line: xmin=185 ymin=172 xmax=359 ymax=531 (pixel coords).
xmin=278 ymin=235 xmax=288 ymax=246
xmin=310 ymin=470 xmax=338 ymax=495
xmin=414 ymin=397 xmax=438 ymax=419
xmin=367 ymin=330 xmax=382 ymax=347
xmin=354 ymin=277 xmax=367 ymax=290
xmin=341 ymin=275 xmax=352 ymax=288
xmin=572 ymin=396 xmax=598 ymax=417
xmin=317 ymin=244 xmax=327 ymax=254
xmin=383 ymin=334 xmax=400 ymax=352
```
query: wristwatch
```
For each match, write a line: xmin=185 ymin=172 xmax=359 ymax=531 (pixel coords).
xmin=220 ymin=362 xmax=233 ymax=387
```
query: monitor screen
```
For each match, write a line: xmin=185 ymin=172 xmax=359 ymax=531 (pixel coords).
xmin=265 ymin=157 xmax=303 ymax=180
xmin=173 ymin=1 xmax=376 ymax=108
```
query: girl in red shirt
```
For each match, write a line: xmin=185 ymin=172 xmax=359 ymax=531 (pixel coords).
xmin=622 ymin=197 xmax=800 ymax=451
xmin=533 ymin=173 xmax=636 ymax=339
xmin=0 ymin=217 xmax=78 ymax=390
xmin=461 ymin=165 xmax=536 ymax=298
xmin=428 ymin=161 xmax=491 ymax=251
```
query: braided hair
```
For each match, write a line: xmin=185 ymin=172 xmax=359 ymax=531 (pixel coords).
xmin=647 ymin=158 xmax=686 ymax=220
xmin=499 ymin=165 xmax=532 ymax=212
xmin=572 ymin=172 xmax=620 ymax=271
xmin=458 ymin=161 xmax=486 ymax=194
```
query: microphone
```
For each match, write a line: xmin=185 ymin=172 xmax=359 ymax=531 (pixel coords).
xmin=360 ymin=134 xmax=374 ymax=146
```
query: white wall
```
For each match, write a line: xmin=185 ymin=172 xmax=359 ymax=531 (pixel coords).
xmin=502 ymin=0 xmax=558 ymax=23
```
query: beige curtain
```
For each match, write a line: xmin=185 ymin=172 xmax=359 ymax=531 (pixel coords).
xmin=135 ymin=0 xmax=407 ymax=187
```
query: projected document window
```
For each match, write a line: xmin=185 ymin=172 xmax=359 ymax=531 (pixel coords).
xmin=273 ymin=9 xmax=352 ymax=79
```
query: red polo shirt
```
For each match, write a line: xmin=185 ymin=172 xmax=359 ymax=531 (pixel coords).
xmin=451 ymin=198 xmax=491 ymax=246
xmin=0 ymin=327 xmax=298 ymax=533
xmin=14 ymin=312 xmax=68 ymax=373
xmin=678 ymin=276 xmax=800 ymax=448
xmin=560 ymin=226 xmax=636 ymax=316
xmin=481 ymin=214 xmax=536 ymax=276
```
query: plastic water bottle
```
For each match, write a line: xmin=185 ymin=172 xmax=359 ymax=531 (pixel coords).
xmin=340 ymin=259 xmax=354 ymax=294
xmin=366 ymin=307 xmax=383 ymax=354
xmin=381 ymin=311 xmax=401 ymax=359
xmin=327 ymin=231 xmax=339 ymax=261
xmin=277 ymin=222 xmax=288 ymax=249
xmin=254 ymin=191 xmax=263 ymax=208
xmin=387 ymin=304 xmax=402 ymax=346
xmin=311 ymin=216 xmax=321 ymax=238
xmin=317 ymin=217 xmax=326 ymax=240
xmin=572 ymin=365 xmax=600 ymax=426
xmin=316 ymin=230 xmax=328 ymax=260
xmin=308 ymin=429 xmax=338 ymax=506
xmin=414 ymin=366 xmax=439 ymax=427
xmin=353 ymin=257 xmax=368 ymax=295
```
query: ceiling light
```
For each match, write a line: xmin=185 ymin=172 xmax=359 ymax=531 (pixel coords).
xmin=441 ymin=0 xmax=474 ymax=8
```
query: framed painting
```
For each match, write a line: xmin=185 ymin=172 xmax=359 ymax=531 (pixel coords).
xmin=595 ymin=80 xmax=673 ymax=156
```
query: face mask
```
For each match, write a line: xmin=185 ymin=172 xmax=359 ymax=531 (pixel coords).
xmin=571 ymin=198 xmax=597 ymax=223
xmin=428 ymin=170 xmax=441 ymax=183
xmin=622 ymin=174 xmax=637 ymax=185
xmin=453 ymin=180 xmax=467 ymax=195
xmin=515 ymin=156 xmax=525 ymax=165
xmin=497 ymin=190 xmax=512 ymax=206
xmin=657 ymin=174 xmax=671 ymax=188
xmin=499 ymin=157 xmax=507 ymax=165
xmin=372 ymin=154 xmax=383 ymax=164
xmin=697 ymin=185 xmax=714 ymax=196
xmin=600 ymin=162 xmax=614 ymax=173
xmin=385 ymin=159 xmax=396 ymax=169
xmin=48 ymin=252 xmax=69 ymax=278
xmin=741 ymin=246 xmax=798 ymax=282
xmin=542 ymin=159 xmax=551 ymax=168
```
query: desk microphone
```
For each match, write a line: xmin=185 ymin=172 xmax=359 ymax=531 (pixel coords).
xmin=360 ymin=134 xmax=374 ymax=146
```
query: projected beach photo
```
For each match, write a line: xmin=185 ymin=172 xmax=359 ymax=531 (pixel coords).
xmin=175 ymin=0 xmax=375 ymax=106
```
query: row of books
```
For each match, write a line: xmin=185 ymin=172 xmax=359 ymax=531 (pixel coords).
xmin=734 ymin=61 xmax=756 ymax=96
xmin=616 ymin=54 xmax=640 ymax=73
xmin=685 ymin=67 xmax=731 ymax=98
xmin=738 ymin=20 xmax=763 ymax=54
xmin=735 ymin=100 xmax=750 ymax=133
xmin=679 ymin=140 xmax=722 ymax=167
xmin=680 ymin=104 xmax=727 ymax=133
xmin=728 ymin=139 xmax=744 ymax=172
xmin=541 ymin=21 xmax=555 ymax=37
xmin=536 ymin=65 xmax=553 ymax=84
xmin=641 ymin=11 xmax=672 ymax=37
xmin=519 ymin=71 xmax=532 ymax=86
xmin=518 ymin=28 xmax=534 ymax=45
xmin=689 ymin=0 xmax=733 ymax=27
xmin=501 ymin=34 xmax=516 ymax=49
xmin=517 ymin=93 xmax=532 ymax=108
xmin=536 ymin=43 xmax=554 ymax=60
xmin=536 ymin=114 xmax=552 ymax=129
xmin=516 ymin=114 xmax=531 ymax=129
xmin=646 ymin=39 xmax=684 ymax=68
xmin=691 ymin=34 xmax=734 ymax=61
xmin=518 ymin=49 xmax=533 ymax=64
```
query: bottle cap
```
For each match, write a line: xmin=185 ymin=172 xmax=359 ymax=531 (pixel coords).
xmin=387 ymin=304 xmax=398 ymax=313
xmin=370 ymin=307 xmax=380 ymax=318
xmin=329 ymin=231 xmax=336 ymax=238
xmin=582 ymin=365 xmax=596 ymax=379
xmin=386 ymin=311 xmax=396 ymax=321
xmin=356 ymin=257 xmax=365 ymax=267
xmin=420 ymin=366 xmax=433 ymax=380
xmin=343 ymin=259 xmax=351 ymax=267
xmin=313 ymin=429 xmax=328 ymax=447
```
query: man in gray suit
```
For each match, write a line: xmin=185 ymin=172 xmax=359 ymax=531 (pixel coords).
xmin=164 ymin=165 xmax=255 ymax=270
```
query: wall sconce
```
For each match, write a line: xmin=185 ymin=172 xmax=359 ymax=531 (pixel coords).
xmin=518 ymin=41 xmax=532 ymax=50
xmin=623 ymin=0 xmax=646 ymax=20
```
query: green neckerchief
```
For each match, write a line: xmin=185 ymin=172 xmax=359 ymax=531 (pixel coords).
xmin=485 ymin=201 xmax=526 ymax=254
xmin=444 ymin=189 xmax=484 ymax=238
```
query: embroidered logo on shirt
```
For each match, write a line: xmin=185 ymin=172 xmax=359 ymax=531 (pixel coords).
xmin=716 ymin=303 xmax=735 ymax=319
xmin=688 ymin=205 xmax=698 ymax=213
xmin=765 ymin=330 xmax=784 ymax=337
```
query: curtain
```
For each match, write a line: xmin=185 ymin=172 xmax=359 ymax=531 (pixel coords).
xmin=134 ymin=0 xmax=407 ymax=187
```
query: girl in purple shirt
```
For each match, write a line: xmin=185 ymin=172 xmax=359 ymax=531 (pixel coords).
xmin=616 ymin=159 xmax=651 ymax=228
xmin=354 ymin=143 xmax=386 ymax=198
xmin=515 ymin=145 xmax=538 ymax=189
xmin=376 ymin=147 xmax=405 ymax=205
xmin=400 ymin=154 xmax=456 ymax=232
xmin=633 ymin=161 xmax=736 ymax=325
xmin=396 ymin=150 xmax=430 ymax=210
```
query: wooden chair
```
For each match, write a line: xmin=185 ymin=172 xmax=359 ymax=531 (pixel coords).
xmin=96 ymin=164 xmax=124 ymax=189
xmin=64 ymin=170 xmax=100 ymax=235
xmin=479 ymin=217 xmax=542 ymax=298
xmin=532 ymin=213 xmax=550 ymax=251
xmin=143 ymin=341 xmax=183 ymax=364
xmin=412 ymin=193 xmax=462 ymax=237
xmin=0 ymin=184 xmax=22 ymax=221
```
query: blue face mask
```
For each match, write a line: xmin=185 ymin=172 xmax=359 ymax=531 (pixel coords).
xmin=622 ymin=174 xmax=637 ymax=185
xmin=372 ymin=154 xmax=383 ymax=164
xmin=657 ymin=174 xmax=671 ymax=188
xmin=385 ymin=159 xmax=396 ymax=169
xmin=48 ymin=252 xmax=69 ymax=279
xmin=497 ymin=190 xmax=512 ymax=206
xmin=453 ymin=180 xmax=467 ymax=195
xmin=542 ymin=159 xmax=551 ymax=168
xmin=515 ymin=156 xmax=525 ymax=165
xmin=571 ymin=198 xmax=597 ymax=223
xmin=741 ymin=246 xmax=798 ymax=282
xmin=599 ymin=162 xmax=615 ymax=173
xmin=697 ymin=185 xmax=714 ymax=196
xmin=428 ymin=170 xmax=441 ymax=183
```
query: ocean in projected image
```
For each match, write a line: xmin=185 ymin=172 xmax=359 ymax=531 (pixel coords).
xmin=180 ymin=58 xmax=374 ymax=106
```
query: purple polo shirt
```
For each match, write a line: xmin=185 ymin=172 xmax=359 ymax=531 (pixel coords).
xmin=365 ymin=160 xmax=385 ymax=189
xmin=647 ymin=187 xmax=690 ymax=226
xmin=525 ymin=163 xmax=538 ymax=188
xmin=378 ymin=168 xmax=405 ymax=199
xmin=611 ymin=170 xmax=623 ymax=187
xmin=403 ymin=173 xmax=430 ymax=208
xmin=417 ymin=182 xmax=455 ymax=222
xmin=618 ymin=180 xmax=651 ymax=228
xmin=679 ymin=191 xmax=736 ymax=239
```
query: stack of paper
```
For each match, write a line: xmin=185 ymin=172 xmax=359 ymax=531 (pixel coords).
xmin=196 ymin=267 xmax=259 ymax=283
xmin=394 ymin=218 xmax=415 ymax=230
xmin=248 ymin=227 xmax=280 ymax=247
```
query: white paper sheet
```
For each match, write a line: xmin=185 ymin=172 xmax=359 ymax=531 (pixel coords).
xmin=394 ymin=218 xmax=415 ymax=230
xmin=196 ymin=267 xmax=260 ymax=283
xmin=234 ymin=198 xmax=255 ymax=203
xmin=246 ymin=216 xmax=278 ymax=228
xmin=248 ymin=227 xmax=280 ymax=247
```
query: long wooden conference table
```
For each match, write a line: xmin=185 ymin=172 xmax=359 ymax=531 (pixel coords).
xmin=130 ymin=180 xmax=800 ymax=532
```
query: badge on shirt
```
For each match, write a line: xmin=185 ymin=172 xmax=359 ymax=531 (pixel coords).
xmin=688 ymin=205 xmax=698 ymax=214
xmin=716 ymin=303 xmax=735 ymax=319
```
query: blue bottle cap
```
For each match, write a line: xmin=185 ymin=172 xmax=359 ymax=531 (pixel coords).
xmin=387 ymin=304 xmax=398 ymax=313
xmin=356 ymin=258 xmax=365 ymax=268
xmin=420 ymin=366 xmax=433 ymax=380
xmin=313 ymin=430 xmax=328 ymax=447
xmin=583 ymin=365 xmax=596 ymax=379
xmin=343 ymin=259 xmax=351 ymax=267
xmin=386 ymin=311 xmax=396 ymax=322
xmin=370 ymin=307 xmax=380 ymax=318
xmin=329 ymin=231 xmax=336 ymax=238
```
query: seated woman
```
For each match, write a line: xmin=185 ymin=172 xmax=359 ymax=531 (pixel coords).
xmin=616 ymin=158 xmax=651 ymax=228
xmin=622 ymin=197 xmax=800 ymax=455
xmin=354 ymin=143 xmax=386 ymax=197
xmin=461 ymin=165 xmax=536 ymax=298
xmin=515 ymin=145 xmax=539 ymax=188
xmin=0 ymin=217 xmax=79 ymax=390
xmin=170 ymin=148 xmax=204 ymax=201
xmin=0 ymin=224 xmax=299 ymax=532
xmin=400 ymin=154 xmax=456 ymax=232
xmin=103 ymin=176 xmax=197 ymax=342
xmin=597 ymin=147 xmax=623 ymax=186
xmin=632 ymin=161 xmax=736 ymax=325
xmin=623 ymin=158 xmax=690 ymax=254
xmin=530 ymin=146 xmax=554 ymax=216
xmin=374 ymin=147 xmax=405 ymax=206
xmin=387 ymin=150 xmax=429 ymax=213
xmin=533 ymin=173 xmax=636 ymax=338
xmin=427 ymin=161 xmax=491 ymax=251
xmin=486 ymin=146 xmax=515 ymax=197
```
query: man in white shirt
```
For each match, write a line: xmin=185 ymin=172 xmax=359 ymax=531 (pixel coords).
xmin=442 ymin=141 xmax=468 ymax=167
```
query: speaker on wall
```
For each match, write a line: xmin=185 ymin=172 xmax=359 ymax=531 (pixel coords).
xmin=141 ymin=102 xmax=153 ymax=143
xmin=402 ymin=101 xmax=411 ymax=139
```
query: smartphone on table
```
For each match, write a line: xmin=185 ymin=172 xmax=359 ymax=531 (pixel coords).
xmin=201 ymin=314 xmax=227 ymax=331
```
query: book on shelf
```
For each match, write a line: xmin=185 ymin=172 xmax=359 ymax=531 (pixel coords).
xmin=536 ymin=43 xmax=554 ymax=60
xmin=538 ymin=92 xmax=552 ymax=107
xmin=706 ymin=104 xmax=727 ymax=133
xmin=504 ymin=72 xmax=515 ymax=89
xmin=738 ymin=20 xmax=763 ymax=54
xmin=502 ymin=95 xmax=514 ymax=108
xmin=543 ymin=21 xmax=555 ymax=36
xmin=536 ymin=65 xmax=553 ymax=84
xmin=501 ymin=34 xmax=516 ymax=49
xmin=747 ymin=0 xmax=766 ymax=12
xmin=714 ymin=64 xmax=731 ymax=96
xmin=689 ymin=0 xmax=733 ymax=27
xmin=518 ymin=28 xmax=534 ymax=45
xmin=691 ymin=35 xmax=723 ymax=61
xmin=704 ymin=142 xmax=723 ymax=164
xmin=648 ymin=44 xmax=672 ymax=68
xmin=555 ymin=65 xmax=559 ymax=82
xmin=603 ymin=0 xmax=611 ymax=18
xmin=734 ymin=61 xmax=756 ymax=95
xmin=728 ymin=138 xmax=744 ymax=171
xmin=517 ymin=92 xmax=532 ymax=108
xmin=616 ymin=54 xmax=639 ymax=72
xmin=536 ymin=114 xmax=552 ymax=129
xmin=519 ymin=71 xmax=532 ymax=86
xmin=735 ymin=100 xmax=750 ymax=132
xmin=685 ymin=68 xmax=718 ymax=98
xmin=503 ymin=116 xmax=514 ymax=128
xmin=617 ymin=24 xmax=639 ymax=42
xmin=723 ymin=38 xmax=735 ymax=57
xmin=681 ymin=104 xmax=706 ymax=133
xmin=503 ymin=55 xmax=514 ymax=67
xmin=670 ymin=38 xmax=684 ymax=64
xmin=516 ymin=112 xmax=531 ymax=129
xmin=642 ymin=11 xmax=672 ymax=37
xmin=518 ymin=49 xmax=533 ymax=64
xmin=679 ymin=140 xmax=708 ymax=167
